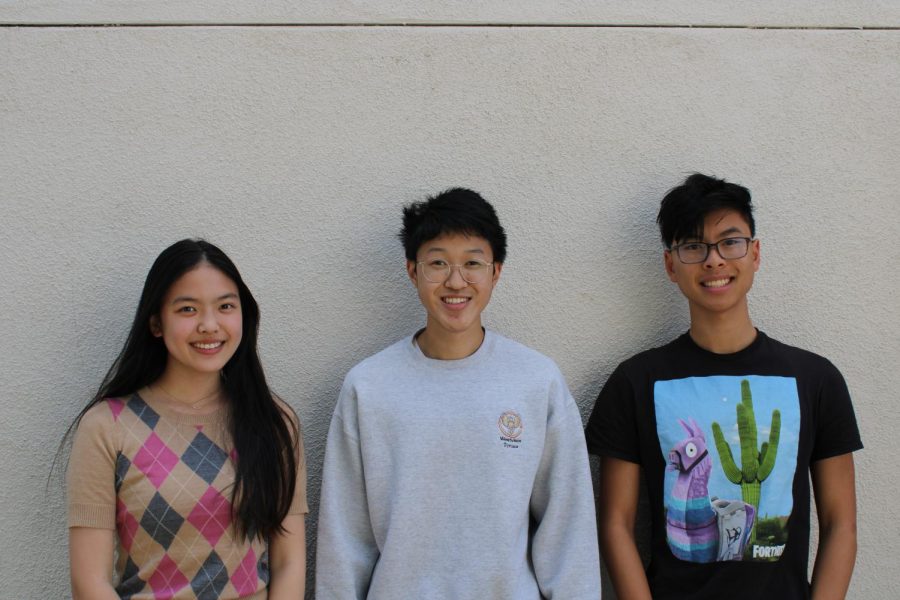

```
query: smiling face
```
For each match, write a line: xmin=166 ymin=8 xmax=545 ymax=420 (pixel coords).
xmin=150 ymin=262 xmax=243 ymax=381
xmin=407 ymin=233 xmax=502 ymax=347
xmin=664 ymin=208 xmax=760 ymax=325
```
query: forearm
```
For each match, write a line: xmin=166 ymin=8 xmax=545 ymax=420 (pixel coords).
xmin=70 ymin=527 xmax=119 ymax=600
xmin=268 ymin=559 xmax=306 ymax=600
xmin=316 ymin=419 xmax=378 ymax=596
xmin=809 ymin=453 xmax=858 ymax=600
xmin=314 ymin=515 xmax=378 ymax=596
xmin=268 ymin=514 xmax=307 ymax=599
xmin=71 ymin=580 xmax=120 ymax=600
xmin=600 ymin=523 xmax=652 ymax=600
xmin=810 ymin=522 xmax=857 ymax=600
xmin=597 ymin=457 xmax=651 ymax=600
xmin=529 ymin=409 xmax=602 ymax=597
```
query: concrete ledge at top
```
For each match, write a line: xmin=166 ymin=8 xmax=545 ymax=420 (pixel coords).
xmin=2 ymin=0 xmax=899 ymax=27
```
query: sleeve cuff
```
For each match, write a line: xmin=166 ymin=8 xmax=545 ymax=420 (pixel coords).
xmin=68 ymin=503 xmax=116 ymax=529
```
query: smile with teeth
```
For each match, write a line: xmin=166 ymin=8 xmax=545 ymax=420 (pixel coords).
xmin=192 ymin=341 xmax=223 ymax=350
xmin=442 ymin=297 xmax=469 ymax=304
xmin=702 ymin=277 xmax=733 ymax=288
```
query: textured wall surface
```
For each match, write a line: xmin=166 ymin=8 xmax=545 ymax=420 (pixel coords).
xmin=1 ymin=7 xmax=898 ymax=600
xmin=3 ymin=1 xmax=900 ymax=26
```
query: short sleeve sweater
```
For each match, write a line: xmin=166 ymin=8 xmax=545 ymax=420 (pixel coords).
xmin=67 ymin=391 xmax=308 ymax=599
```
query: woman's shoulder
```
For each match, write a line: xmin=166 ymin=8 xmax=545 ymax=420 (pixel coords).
xmin=271 ymin=392 xmax=297 ymax=415
xmin=70 ymin=395 xmax=138 ymax=453
xmin=78 ymin=395 xmax=135 ymax=428
xmin=271 ymin=393 xmax=302 ymax=432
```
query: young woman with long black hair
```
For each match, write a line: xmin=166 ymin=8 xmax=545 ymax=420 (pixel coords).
xmin=65 ymin=239 xmax=306 ymax=599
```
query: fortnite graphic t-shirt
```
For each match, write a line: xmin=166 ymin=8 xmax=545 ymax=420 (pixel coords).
xmin=656 ymin=375 xmax=800 ymax=564
xmin=585 ymin=331 xmax=862 ymax=600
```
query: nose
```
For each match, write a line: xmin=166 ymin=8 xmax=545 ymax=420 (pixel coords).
xmin=197 ymin=310 xmax=220 ymax=333
xmin=443 ymin=265 xmax=469 ymax=289
xmin=704 ymin=243 xmax=726 ymax=268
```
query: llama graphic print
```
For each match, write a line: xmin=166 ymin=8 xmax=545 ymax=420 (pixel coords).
xmin=655 ymin=376 xmax=800 ymax=563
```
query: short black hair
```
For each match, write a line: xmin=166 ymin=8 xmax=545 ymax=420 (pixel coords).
xmin=400 ymin=187 xmax=507 ymax=263
xmin=657 ymin=173 xmax=755 ymax=248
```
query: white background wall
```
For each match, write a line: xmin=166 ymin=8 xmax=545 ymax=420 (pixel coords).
xmin=2 ymin=4 xmax=898 ymax=598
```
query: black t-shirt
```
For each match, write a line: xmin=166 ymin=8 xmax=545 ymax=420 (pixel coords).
xmin=585 ymin=331 xmax=862 ymax=600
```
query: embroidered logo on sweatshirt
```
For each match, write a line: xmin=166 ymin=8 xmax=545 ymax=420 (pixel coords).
xmin=498 ymin=410 xmax=523 ymax=448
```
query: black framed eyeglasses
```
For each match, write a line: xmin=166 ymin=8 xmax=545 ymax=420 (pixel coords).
xmin=671 ymin=237 xmax=753 ymax=264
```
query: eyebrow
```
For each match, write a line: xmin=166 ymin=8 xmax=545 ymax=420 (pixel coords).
xmin=170 ymin=293 xmax=239 ymax=304
xmin=682 ymin=226 xmax=746 ymax=242
xmin=424 ymin=247 xmax=485 ymax=254
xmin=714 ymin=226 xmax=746 ymax=238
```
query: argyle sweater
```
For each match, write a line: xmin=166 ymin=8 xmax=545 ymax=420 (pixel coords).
xmin=67 ymin=392 xmax=308 ymax=599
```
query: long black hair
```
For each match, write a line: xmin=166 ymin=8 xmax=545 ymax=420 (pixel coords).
xmin=63 ymin=239 xmax=297 ymax=540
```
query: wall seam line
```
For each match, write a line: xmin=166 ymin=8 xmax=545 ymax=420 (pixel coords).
xmin=2 ymin=23 xmax=900 ymax=31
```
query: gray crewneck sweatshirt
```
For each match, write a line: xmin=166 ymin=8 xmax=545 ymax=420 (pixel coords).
xmin=316 ymin=330 xmax=601 ymax=599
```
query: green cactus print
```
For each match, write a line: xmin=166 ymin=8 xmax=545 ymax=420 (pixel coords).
xmin=711 ymin=379 xmax=781 ymax=545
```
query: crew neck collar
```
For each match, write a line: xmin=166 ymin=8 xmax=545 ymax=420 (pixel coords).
xmin=132 ymin=388 xmax=227 ymax=426
xmin=679 ymin=328 xmax=766 ymax=362
xmin=408 ymin=328 xmax=495 ymax=369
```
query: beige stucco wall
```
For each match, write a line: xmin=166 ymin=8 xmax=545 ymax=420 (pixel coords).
xmin=3 ymin=1 xmax=900 ymax=26
xmin=1 ymin=5 xmax=897 ymax=599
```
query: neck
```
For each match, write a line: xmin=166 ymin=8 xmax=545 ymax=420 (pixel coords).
xmin=154 ymin=364 xmax=223 ymax=406
xmin=416 ymin=325 xmax=485 ymax=360
xmin=688 ymin=308 xmax=757 ymax=354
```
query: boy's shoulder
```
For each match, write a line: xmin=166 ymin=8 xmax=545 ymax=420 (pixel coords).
xmin=615 ymin=334 xmax=689 ymax=372
xmin=760 ymin=333 xmax=837 ymax=364
xmin=487 ymin=330 xmax=562 ymax=373
xmin=343 ymin=335 xmax=413 ymax=383
xmin=744 ymin=332 xmax=844 ymax=377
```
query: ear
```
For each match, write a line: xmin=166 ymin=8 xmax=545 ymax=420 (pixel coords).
xmin=689 ymin=417 xmax=704 ymax=440
xmin=406 ymin=260 xmax=418 ymax=286
xmin=491 ymin=262 xmax=503 ymax=287
xmin=149 ymin=315 xmax=162 ymax=338
xmin=750 ymin=238 xmax=761 ymax=272
xmin=664 ymin=249 xmax=677 ymax=282
xmin=678 ymin=418 xmax=692 ymax=436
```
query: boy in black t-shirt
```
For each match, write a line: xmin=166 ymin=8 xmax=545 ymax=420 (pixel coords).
xmin=586 ymin=173 xmax=861 ymax=599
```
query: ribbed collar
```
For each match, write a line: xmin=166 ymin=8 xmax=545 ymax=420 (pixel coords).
xmin=133 ymin=389 xmax=228 ymax=426
xmin=406 ymin=328 xmax=497 ymax=370
xmin=677 ymin=328 xmax=768 ymax=363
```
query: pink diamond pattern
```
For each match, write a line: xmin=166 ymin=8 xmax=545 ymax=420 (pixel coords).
xmin=116 ymin=498 xmax=140 ymax=552
xmin=100 ymin=394 xmax=274 ymax=600
xmin=147 ymin=554 xmax=189 ymax=599
xmin=231 ymin=547 xmax=259 ymax=595
xmin=187 ymin=486 xmax=232 ymax=547
xmin=108 ymin=397 xmax=125 ymax=421
xmin=133 ymin=432 xmax=179 ymax=489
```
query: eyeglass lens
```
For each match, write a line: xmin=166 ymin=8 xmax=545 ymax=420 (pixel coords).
xmin=677 ymin=238 xmax=749 ymax=263
xmin=421 ymin=261 xmax=490 ymax=283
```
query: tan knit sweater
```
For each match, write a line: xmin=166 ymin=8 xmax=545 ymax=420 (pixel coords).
xmin=67 ymin=391 xmax=307 ymax=599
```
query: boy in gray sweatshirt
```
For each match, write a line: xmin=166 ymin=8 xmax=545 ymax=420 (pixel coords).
xmin=316 ymin=188 xmax=600 ymax=599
